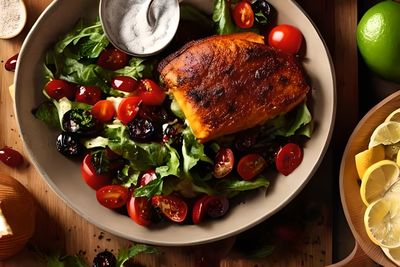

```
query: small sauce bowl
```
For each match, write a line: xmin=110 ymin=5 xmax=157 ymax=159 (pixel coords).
xmin=99 ymin=0 xmax=180 ymax=57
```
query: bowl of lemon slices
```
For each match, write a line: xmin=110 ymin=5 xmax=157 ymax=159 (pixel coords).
xmin=341 ymin=90 xmax=400 ymax=266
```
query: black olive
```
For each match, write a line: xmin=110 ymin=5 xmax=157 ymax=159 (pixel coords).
xmin=251 ymin=0 xmax=272 ymax=25
xmin=62 ymin=109 xmax=102 ymax=136
xmin=127 ymin=118 xmax=155 ymax=142
xmin=56 ymin=132 xmax=83 ymax=157
xmin=92 ymin=250 xmax=116 ymax=267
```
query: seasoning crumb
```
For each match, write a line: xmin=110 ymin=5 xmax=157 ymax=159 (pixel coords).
xmin=98 ymin=232 xmax=105 ymax=240
xmin=106 ymin=238 xmax=111 ymax=242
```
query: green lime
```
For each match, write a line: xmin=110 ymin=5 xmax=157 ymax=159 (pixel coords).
xmin=357 ymin=0 xmax=400 ymax=83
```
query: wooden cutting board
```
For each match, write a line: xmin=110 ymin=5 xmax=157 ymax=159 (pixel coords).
xmin=0 ymin=0 xmax=361 ymax=266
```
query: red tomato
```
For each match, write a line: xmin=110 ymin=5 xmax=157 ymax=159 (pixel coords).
xmin=44 ymin=79 xmax=77 ymax=100
xmin=96 ymin=185 xmax=129 ymax=209
xmin=139 ymin=170 xmax=157 ymax=187
xmin=237 ymin=153 xmax=267 ymax=180
xmin=81 ymin=154 xmax=111 ymax=190
xmin=111 ymin=76 xmax=138 ymax=92
xmin=192 ymin=195 xmax=209 ymax=224
xmin=5 ymin=53 xmax=18 ymax=71
xmin=205 ymin=195 xmax=229 ymax=218
xmin=97 ymin=48 xmax=129 ymax=70
xmin=127 ymin=196 xmax=152 ymax=226
xmin=213 ymin=148 xmax=234 ymax=178
xmin=151 ymin=195 xmax=188 ymax=223
xmin=268 ymin=24 xmax=303 ymax=54
xmin=275 ymin=143 xmax=303 ymax=176
xmin=232 ymin=1 xmax=254 ymax=29
xmin=117 ymin=96 xmax=141 ymax=124
xmin=137 ymin=79 xmax=166 ymax=106
xmin=91 ymin=100 xmax=116 ymax=122
xmin=75 ymin=85 xmax=102 ymax=105
xmin=0 ymin=147 xmax=23 ymax=168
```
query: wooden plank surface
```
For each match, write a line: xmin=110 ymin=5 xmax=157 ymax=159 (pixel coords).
xmin=0 ymin=0 xmax=358 ymax=266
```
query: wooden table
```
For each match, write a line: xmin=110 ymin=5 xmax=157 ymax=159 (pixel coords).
xmin=0 ymin=0 xmax=362 ymax=266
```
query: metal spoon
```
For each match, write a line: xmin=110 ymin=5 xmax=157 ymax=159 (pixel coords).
xmin=99 ymin=0 xmax=180 ymax=57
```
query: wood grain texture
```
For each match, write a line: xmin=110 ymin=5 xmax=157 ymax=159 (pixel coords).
xmin=0 ymin=0 xmax=358 ymax=266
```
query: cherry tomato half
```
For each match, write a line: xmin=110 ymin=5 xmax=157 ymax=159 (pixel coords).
xmin=151 ymin=195 xmax=188 ymax=223
xmin=75 ymin=85 xmax=102 ymax=105
xmin=91 ymin=100 xmax=116 ymax=122
xmin=111 ymin=76 xmax=138 ymax=92
xmin=127 ymin=196 xmax=152 ymax=226
xmin=81 ymin=154 xmax=111 ymax=190
xmin=237 ymin=153 xmax=267 ymax=180
xmin=232 ymin=1 xmax=254 ymax=29
xmin=117 ymin=96 xmax=142 ymax=124
xmin=96 ymin=185 xmax=129 ymax=209
xmin=139 ymin=169 xmax=157 ymax=187
xmin=192 ymin=195 xmax=230 ymax=224
xmin=268 ymin=24 xmax=303 ymax=54
xmin=213 ymin=148 xmax=234 ymax=178
xmin=45 ymin=79 xmax=77 ymax=101
xmin=97 ymin=48 xmax=129 ymax=71
xmin=275 ymin=143 xmax=303 ymax=176
xmin=137 ymin=79 xmax=166 ymax=106
xmin=0 ymin=147 xmax=24 ymax=168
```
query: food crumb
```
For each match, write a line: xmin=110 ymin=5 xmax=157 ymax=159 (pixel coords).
xmin=106 ymin=238 xmax=111 ymax=242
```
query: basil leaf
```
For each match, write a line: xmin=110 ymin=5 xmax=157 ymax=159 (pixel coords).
xmin=134 ymin=178 xmax=163 ymax=198
xmin=213 ymin=0 xmax=239 ymax=35
xmin=116 ymin=165 xmax=141 ymax=188
xmin=218 ymin=175 xmax=270 ymax=193
xmin=116 ymin=244 xmax=158 ymax=267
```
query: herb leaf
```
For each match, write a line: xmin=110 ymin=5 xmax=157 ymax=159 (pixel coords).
xmin=116 ymin=244 xmax=159 ymax=267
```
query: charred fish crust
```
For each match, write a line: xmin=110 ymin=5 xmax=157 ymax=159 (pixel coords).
xmin=279 ymin=75 xmax=289 ymax=84
xmin=213 ymin=87 xmax=225 ymax=98
xmin=222 ymin=64 xmax=235 ymax=75
xmin=187 ymin=89 xmax=204 ymax=103
xmin=227 ymin=102 xmax=236 ymax=114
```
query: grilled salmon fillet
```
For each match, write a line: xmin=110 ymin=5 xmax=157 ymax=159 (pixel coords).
xmin=159 ymin=32 xmax=310 ymax=143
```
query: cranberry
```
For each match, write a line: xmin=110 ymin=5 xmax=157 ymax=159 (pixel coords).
xmin=0 ymin=147 xmax=24 ymax=167
xmin=5 ymin=53 xmax=18 ymax=71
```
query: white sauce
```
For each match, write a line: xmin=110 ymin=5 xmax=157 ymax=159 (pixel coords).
xmin=103 ymin=0 xmax=180 ymax=56
xmin=0 ymin=0 xmax=26 ymax=39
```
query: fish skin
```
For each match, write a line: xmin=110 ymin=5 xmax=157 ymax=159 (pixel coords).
xmin=159 ymin=32 xmax=310 ymax=143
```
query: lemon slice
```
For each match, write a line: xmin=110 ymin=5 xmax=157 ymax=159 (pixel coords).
xmin=364 ymin=196 xmax=400 ymax=248
xmin=360 ymin=160 xmax=400 ymax=206
xmin=382 ymin=246 xmax=400 ymax=265
xmin=355 ymin=145 xmax=385 ymax=179
xmin=369 ymin=121 xmax=400 ymax=149
xmin=386 ymin=108 xmax=400 ymax=123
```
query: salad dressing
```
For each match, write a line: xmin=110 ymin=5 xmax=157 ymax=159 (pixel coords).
xmin=102 ymin=0 xmax=180 ymax=56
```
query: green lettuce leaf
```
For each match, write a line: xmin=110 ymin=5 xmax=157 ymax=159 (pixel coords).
xmin=213 ymin=0 xmax=238 ymax=34
xmin=218 ymin=175 xmax=270 ymax=193
xmin=33 ymin=101 xmax=60 ymax=129
xmin=182 ymin=127 xmax=213 ymax=176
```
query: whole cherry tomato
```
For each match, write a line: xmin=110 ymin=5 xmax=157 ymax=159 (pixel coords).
xmin=151 ymin=195 xmax=188 ymax=223
xmin=97 ymin=48 xmax=129 ymax=70
xmin=237 ymin=153 xmax=267 ymax=180
xmin=137 ymin=79 xmax=166 ymax=106
xmin=81 ymin=154 xmax=111 ymax=190
xmin=45 ymin=79 xmax=77 ymax=101
xmin=117 ymin=96 xmax=142 ymax=124
xmin=268 ymin=24 xmax=303 ymax=54
xmin=91 ymin=100 xmax=116 ymax=122
xmin=275 ymin=143 xmax=303 ymax=176
xmin=213 ymin=148 xmax=234 ymax=178
xmin=111 ymin=76 xmax=137 ymax=92
xmin=232 ymin=1 xmax=254 ymax=29
xmin=75 ymin=85 xmax=102 ymax=105
xmin=96 ymin=185 xmax=129 ymax=209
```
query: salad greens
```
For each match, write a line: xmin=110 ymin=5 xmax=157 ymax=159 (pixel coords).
xmin=34 ymin=0 xmax=314 ymax=223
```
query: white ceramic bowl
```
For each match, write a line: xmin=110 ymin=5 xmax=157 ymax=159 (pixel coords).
xmin=14 ymin=0 xmax=335 ymax=246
